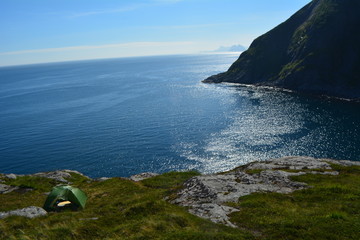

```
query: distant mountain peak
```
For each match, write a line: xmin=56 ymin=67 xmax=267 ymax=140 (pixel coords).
xmin=214 ymin=44 xmax=247 ymax=52
xmin=204 ymin=0 xmax=360 ymax=100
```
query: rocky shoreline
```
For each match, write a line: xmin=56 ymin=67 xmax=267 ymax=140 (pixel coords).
xmin=1 ymin=156 xmax=360 ymax=227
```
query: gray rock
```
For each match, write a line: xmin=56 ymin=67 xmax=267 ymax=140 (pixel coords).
xmin=130 ymin=172 xmax=159 ymax=182
xmin=0 ymin=170 xmax=91 ymax=184
xmin=246 ymin=156 xmax=332 ymax=171
xmin=0 ymin=184 xmax=19 ymax=194
xmin=5 ymin=174 xmax=17 ymax=180
xmin=95 ymin=177 xmax=112 ymax=182
xmin=0 ymin=169 xmax=91 ymax=193
xmin=0 ymin=206 xmax=47 ymax=219
xmin=189 ymin=203 xmax=239 ymax=228
xmin=79 ymin=217 xmax=99 ymax=221
xmin=172 ymin=156 xmax=358 ymax=227
xmin=33 ymin=169 xmax=91 ymax=183
xmin=62 ymin=170 xmax=91 ymax=179
xmin=33 ymin=171 xmax=72 ymax=183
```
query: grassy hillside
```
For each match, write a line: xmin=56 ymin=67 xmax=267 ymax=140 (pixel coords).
xmin=204 ymin=0 xmax=360 ymax=99
xmin=1 ymin=163 xmax=360 ymax=239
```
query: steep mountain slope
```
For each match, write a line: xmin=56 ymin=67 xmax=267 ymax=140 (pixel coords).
xmin=204 ymin=0 xmax=360 ymax=99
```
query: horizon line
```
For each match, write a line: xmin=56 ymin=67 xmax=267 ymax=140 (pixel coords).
xmin=0 ymin=51 xmax=242 ymax=68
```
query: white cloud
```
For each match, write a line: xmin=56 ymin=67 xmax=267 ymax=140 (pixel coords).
xmin=0 ymin=41 xmax=216 ymax=66
xmin=0 ymin=41 xmax=195 ymax=56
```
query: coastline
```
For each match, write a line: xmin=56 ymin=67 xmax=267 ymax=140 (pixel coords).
xmin=2 ymin=156 xmax=360 ymax=223
xmin=1 ymin=156 xmax=360 ymax=239
xmin=204 ymin=81 xmax=360 ymax=103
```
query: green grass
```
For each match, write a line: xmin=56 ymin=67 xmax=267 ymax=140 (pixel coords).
xmin=229 ymin=164 xmax=360 ymax=240
xmin=1 ymin=164 xmax=360 ymax=239
xmin=141 ymin=171 xmax=200 ymax=189
xmin=0 ymin=172 xmax=253 ymax=240
xmin=244 ymin=169 xmax=264 ymax=175
xmin=278 ymin=60 xmax=305 ymax=79
xmin=3 ymin=176 xmax=58 ymax=192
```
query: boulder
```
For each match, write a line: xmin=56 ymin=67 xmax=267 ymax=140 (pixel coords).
xmin=33 ymin=169 xmax=90 ymax=183
xmin=0 ymin=184 xmax=19 ymax=194
xmin=130 ymin=172 xmax=159 ymax=182
xmin=0 ymin=206 xmax=47 ymax=219
xmin=5 ymin=174 xmax=17 ymax=180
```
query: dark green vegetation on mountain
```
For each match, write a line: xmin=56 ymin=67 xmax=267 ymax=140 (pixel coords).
xmin=1 ymin=162 xmax=360 ymax=239
xmin=204 ymin=0 xmax=360 ymax=100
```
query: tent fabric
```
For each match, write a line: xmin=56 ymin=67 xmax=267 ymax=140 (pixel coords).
xmin=43 ymin=185 xmax=87 ymax=211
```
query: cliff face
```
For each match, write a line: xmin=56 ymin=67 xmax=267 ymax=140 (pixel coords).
xmin=204 ymin=0 xmax=360 ymax=99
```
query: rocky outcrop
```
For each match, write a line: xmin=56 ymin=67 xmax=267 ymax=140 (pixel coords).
xmin=33 ymin=169 xmax=90 ymax=183
xmin=4 ymin=174 xmax=17 ymax=180
xmin=0 ymin=206 xmax=47 ymax=219
xmin=0 ymin=170 xmax=92 ymax=195
xmin=1 ymin=170 xmax=158 ymax=184
xmin=204 ymin=0 xmax=360 ymax=100
xmin=0 ymin=184 xmax=19 ymax=194
xmin=0 ymin=170 xmax=91 ymax=187
xmin=130 ymin=172 xmax=159 ymax=182
xmin=172 ymin=156 xmax=360 ymax=227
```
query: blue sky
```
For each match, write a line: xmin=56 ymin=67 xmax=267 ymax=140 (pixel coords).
xmin=0 ymin=0 xmax=310 ymax=66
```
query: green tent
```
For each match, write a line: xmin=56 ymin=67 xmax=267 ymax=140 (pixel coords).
xmin=43 ymin=185 xmax=87 ymax=211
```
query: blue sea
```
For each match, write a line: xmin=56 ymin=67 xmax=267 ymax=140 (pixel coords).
xmin=0 ymin=54 xmax=359 ymax=178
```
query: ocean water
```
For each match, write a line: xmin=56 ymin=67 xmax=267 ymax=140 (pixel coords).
xmin=0 ymin=54 xmax=359 ymax=178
